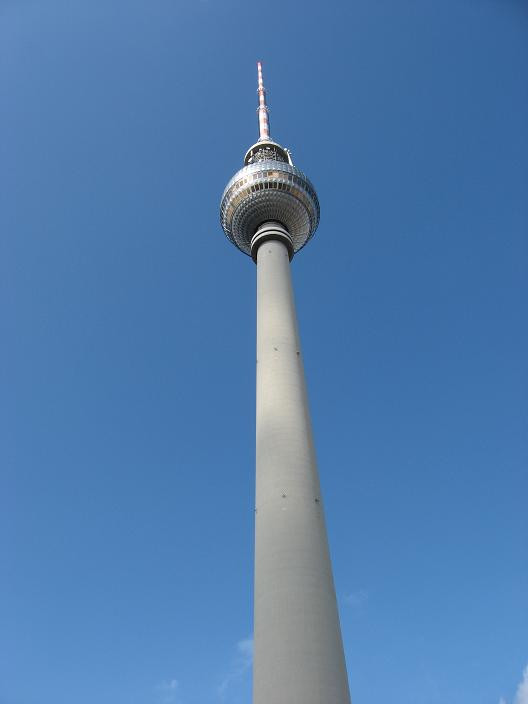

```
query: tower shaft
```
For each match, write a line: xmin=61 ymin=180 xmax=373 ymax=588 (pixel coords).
xmin=254 ymin=231 xmax=351 ymax=704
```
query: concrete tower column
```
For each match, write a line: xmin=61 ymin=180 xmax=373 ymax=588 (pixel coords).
xmin=253 ymin=225 xmax=351 ymax=704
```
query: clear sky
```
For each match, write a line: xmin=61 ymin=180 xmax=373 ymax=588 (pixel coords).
xmin=1 ymin=1 xmax=527 ymax=703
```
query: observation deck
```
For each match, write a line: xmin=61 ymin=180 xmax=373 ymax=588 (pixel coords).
xmin=220 ymin=151 xmax=320 ymax=259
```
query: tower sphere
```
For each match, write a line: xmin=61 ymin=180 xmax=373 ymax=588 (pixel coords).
xmin=220 ymin=83 xmax=320 ymax=259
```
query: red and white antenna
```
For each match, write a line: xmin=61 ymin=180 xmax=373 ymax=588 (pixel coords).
xmin=257 ymin=61 xmax=270 ymax=141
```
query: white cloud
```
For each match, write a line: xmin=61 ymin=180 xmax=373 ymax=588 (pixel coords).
xmin=237 ymin=638 xmax=253 ymax=660
xmin=515 ymin=666 xmax=528 ymax=704
xmin=344 ymin=589 xmax=369 ymax=611
xmin=157 ymin=678 xmax=180 ymax=704
xmin=217 ymin=637 xmax=253 ymax=700
xmin=500 ymin=663 xmax=528 ymax=704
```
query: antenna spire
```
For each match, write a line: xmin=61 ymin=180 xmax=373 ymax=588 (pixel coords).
xmin=257 ymin=61 xmax=270 ymax=141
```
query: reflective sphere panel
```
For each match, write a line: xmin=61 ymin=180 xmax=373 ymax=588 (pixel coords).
xmin=220 ymin=160 xmax=320 ymax=256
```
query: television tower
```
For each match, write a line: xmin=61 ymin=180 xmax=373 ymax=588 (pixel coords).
xmin=220 ymin=63 xmax=352 ymax=704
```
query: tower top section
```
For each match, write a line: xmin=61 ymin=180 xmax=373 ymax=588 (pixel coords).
xmin=220 ymin=62 xmax=320 ymax=260
xmin=245 ymin=62 xmax=290 ymax=166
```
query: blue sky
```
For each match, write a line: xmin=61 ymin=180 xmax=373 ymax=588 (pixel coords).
xmin=1 ymin=1 xmax=526 ymax=703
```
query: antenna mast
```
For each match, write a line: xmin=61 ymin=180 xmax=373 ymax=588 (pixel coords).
xmin=257 ymin=61 xmax=270 ymax=141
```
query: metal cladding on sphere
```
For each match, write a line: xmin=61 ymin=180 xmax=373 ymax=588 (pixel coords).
xmin=220 ymin=157 xmax=320 ymax=258
xmin=220 ymin=64 xmax=320 ymax=259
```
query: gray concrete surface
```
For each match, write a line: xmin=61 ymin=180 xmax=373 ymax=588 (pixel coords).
xmin=253 ymin=233 xmax=351 ymax=704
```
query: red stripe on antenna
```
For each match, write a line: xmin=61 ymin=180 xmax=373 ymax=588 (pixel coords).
xmin=257 ymin=61 xmax=270 ymax=141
